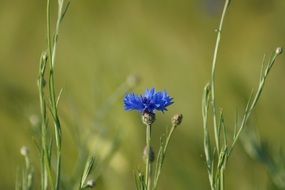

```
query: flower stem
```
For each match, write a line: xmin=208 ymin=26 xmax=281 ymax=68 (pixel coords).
xmin=47 ymin=0 xmax=64 ymax=189
xmin=209 ymin=0 xmax=231 ymax=189
xmin=145 ymin=124 xmax=152 ymax=190
xmin=153 ymin=124 xmax=176 ymax=190
xmin=211 ymin=0 xmax=231 ymax=156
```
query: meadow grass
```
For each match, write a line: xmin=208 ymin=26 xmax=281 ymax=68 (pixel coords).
xmin=16 ymin=0 xmax=96 ymax=189
xmin=202 ymin=0 xmax=283 ymax=190
xmin=15 ymin=0 xmax=284 ymax=190
xmin=16 ymin=1 xmax=139 ymax=189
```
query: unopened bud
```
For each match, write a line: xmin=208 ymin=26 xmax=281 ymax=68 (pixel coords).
xmin=29 ymin=114 xmax=40 ymax=127
xmin=171 ymin=113 xmax=183 ymax=126
xmin=20 ymin=146 xmax=30 ymax=156
xmin=85 ymin=180 xmax=96 ymax=188
xmin=127 ymin=74 xmax=141 ymax=87
xmin=275 ymin=47 xmax=283 ymax=55
xmin=143 ymin=146 xmax=155 ymax=163
xmin=142 ymin=112 xmax=155 ymax=125
xmin=42 ymin=52 xmax=48 ymax=62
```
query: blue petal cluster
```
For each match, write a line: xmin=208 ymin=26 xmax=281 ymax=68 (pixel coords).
xmin=124 ymin=88 xmax=174 ymax=113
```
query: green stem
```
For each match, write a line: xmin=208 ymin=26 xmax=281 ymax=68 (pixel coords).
xmin=163 ymin=126 xmax=175 ymax=156
xmin=145 ymin=124 xmax=152 ymax=190
xmin=220 ymin=169 xmax=224 ymax=190
xmin=209 ymin=1 xmax=231 ymax=189
xmin=210 ymin=0 xmax=231 ymax=154
xmin=47 ymin=0 xmax=63 ymax=189
xmin=39 ymin=67 xmax=48 ymax=190
xmin=38 ymin=54 xmax=54 ymax=190
xmin=202 ymin=84 xmax=215 ymax=190
xmin=153 ymin=124 xmax=177 ymax=190
xmin=230 ymin=52 xmax=280 ymax=152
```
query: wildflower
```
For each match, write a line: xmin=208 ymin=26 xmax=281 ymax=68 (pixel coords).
xmin=124 ymin=88 xmax=173 ymax=114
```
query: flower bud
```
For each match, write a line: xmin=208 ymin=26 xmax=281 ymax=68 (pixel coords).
xmin=127 ymin=74 xmax=141 ymax=87
xmin=20 ymin=146 xmax=30 ymax=156
xmin=275 ymin=47 xmax=283 ymax=55
xmin=171 ymin=113 xmax=183 ymax=126
xmin=29 ymin=114 xmax=40 ymax=127
xmin=142 ymin=112 xmax=156 ymax=125
xmin=85 ymin=180 xmax=96 ymax=188
xmin=42 ymin=52 xmax=48 ymax=62
xmin=143 ymin=146 xmax=155 ymax=163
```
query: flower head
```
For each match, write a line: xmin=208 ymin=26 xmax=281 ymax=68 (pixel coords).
xmin=124 ymin=88 xmax=173 ymax=114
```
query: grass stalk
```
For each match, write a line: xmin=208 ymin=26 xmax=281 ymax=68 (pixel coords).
xmin=38 ymin=52 xmax=54 ymax=190
xmin=202 ymin=84 xmax=214 ymax=190
xmin=210 ymin=0 xmax=231 ymax=155
xmin=203 ymin=0 xmax=283 ymax=189
xmin=230 ymin=50 xmax=282 ymax=153
xmin=209 ymin=1 xmax=231 ymax=189
xmin=46 ymin=0 xmax=69 ymax=189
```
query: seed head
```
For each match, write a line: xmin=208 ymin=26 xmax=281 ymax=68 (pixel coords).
xmin=171 ymin=113 xmax=183 ymax=126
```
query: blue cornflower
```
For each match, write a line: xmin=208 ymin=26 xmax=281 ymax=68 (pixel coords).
xmin=124 ymin=88 xmax=174 ymax=114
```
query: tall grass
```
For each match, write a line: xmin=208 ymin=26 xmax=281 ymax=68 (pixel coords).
xmin=16 ymin=1 xmax=140 ymax=189
xmin=202 ymin=0 xmax=283 ymax=189
xmin=15 ymin=0 xmax=284 ymax=190
xmin=16 ymin=0 xmax=96 ymax=189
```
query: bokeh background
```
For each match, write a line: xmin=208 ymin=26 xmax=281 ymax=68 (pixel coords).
xmin=1 ymin=0 xmax=285 ymax=189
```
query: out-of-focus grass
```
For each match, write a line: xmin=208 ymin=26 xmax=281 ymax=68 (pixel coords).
xmin=1 ymin=0 xmax=285 ymax=189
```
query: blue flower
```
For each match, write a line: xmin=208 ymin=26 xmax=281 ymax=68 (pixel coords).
xmin=124 ymin=88 xmax=174 ymax=113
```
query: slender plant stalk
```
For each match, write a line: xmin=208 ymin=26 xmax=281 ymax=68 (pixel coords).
xmin=46 ymin=0 xmax=68 ymax=189
xmin=145 ymin=124 xmax=152 ymax=190
xmin=153 ymin=124 xmax=177 ymax=190
xmin=203 ymin=0 xmax=283 ymax=189
xmin=38 ymin=53 xmax=55 ymax=190
xmin=38 ymin=54 xmax=48 ymax=190
xmin=163 ymin=126 xmax=175 ymax=155
xmin=230 ymin=51 xmax=281 ymax=152
xmin=220 ymin=170 xmax=224 ymax=190
xmin=210 ymin=0 xmax=231 ymax=155
xmin=209 ymin=1 xmax=231 ymax=189
xmin=202 ymin=84 xmax=214 ymax=190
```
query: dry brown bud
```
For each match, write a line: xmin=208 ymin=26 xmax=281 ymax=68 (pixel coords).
xmin=171 ymin=113 xmax=183 ymax=126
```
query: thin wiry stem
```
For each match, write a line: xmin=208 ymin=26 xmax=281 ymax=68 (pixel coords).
xmin=209 ymin=0 xmax=231 ymax=189
xmin=46 ymin=0 xmax=68 ymax=189
xmin=230 ymin=51 xmax=281 ymax=152
xmin=203 ymin=0 xmax=282 ymax=189
xmin=153 ymin=124 xmax=177 ymax=190
xmin=202 ymin=84 xmax=214 ymax=190
xmin=38 ymin=52 xmax=54 ymax=190
xmin=145 ymin=124 xmax=152 ymax=190
xmin=210 ymin=0 xmax=231 ymax=154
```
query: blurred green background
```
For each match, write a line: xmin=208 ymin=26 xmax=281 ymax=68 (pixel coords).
xmin=1 ymin=0 xmax=285 ymax=189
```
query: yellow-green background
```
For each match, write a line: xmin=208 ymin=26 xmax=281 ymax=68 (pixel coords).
xmin=1 ymin=0 xmax=285 ymax=189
